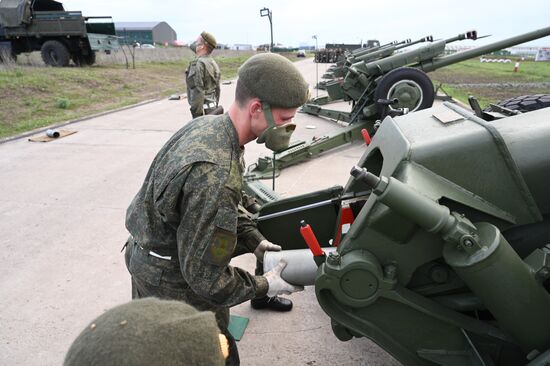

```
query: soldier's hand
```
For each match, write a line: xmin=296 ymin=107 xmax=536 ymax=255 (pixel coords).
xmin=264 ymin=260 xmax=304 ymax=297
xmin=254 ymin=240 xmax=281 ymax=262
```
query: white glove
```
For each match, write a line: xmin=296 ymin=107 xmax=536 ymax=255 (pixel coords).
xmin=264 ymin=260 xmax=304 ymax=297
xmin=254 ymin=239 xmax=282 ymax=262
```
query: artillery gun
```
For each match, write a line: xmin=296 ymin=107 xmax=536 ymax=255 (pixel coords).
xmin=244 ymin=26 xmax=550 ymax=181
xmin=319 ymin=36 xmax=434 ymax=87
xmin=257 ymin=100 xmax=550 ymax=366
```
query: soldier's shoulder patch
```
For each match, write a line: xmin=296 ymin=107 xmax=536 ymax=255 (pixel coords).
xmin=202 ymin=207 xmax=238 ymax=266
xmin=202 ymin=228 xmax=236 ymax=266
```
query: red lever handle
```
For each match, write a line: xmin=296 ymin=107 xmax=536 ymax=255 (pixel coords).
xmin=300 ymin=220 xmax=325 ymax=257
xmin=361 ymin=128 xmax=372 ymax=145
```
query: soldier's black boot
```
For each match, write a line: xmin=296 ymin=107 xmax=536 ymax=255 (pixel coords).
xmin=252 ymin=258 xmax=293 ymax=311
xmin=251 ymin=295 xmax=293 ymax=311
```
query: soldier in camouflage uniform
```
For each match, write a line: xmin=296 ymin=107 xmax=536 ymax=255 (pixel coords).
xmin=186 ymin=31 xmax=221 ymax=118
xmin=124 ymin=53 xmax=310 ymax=365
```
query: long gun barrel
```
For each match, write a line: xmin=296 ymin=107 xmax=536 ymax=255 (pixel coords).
xmin=352 ymin=39 xmax=409 ymax=58
xmin=351 ymin=39 xmax=400 ymax=56
xmin=395 ymin=35 xmax=433 ymax=50
xmin=442 ymin=30 xmax=478 ymax=44
xmin=421 ymin=26 xmax=550 ymax=72
xmin=350 ymin=27 xmax=550 ymax=81
xmin=352 ymin=35 xmax=434 ymax=65
xmin=352 ymin=30 xmax=478 ymax=77
xmin=326 ymin=36 xmax=435 ymax=81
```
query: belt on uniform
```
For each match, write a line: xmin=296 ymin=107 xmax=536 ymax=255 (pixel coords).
xmin=203 ymin=102 xmax=217 ymax=109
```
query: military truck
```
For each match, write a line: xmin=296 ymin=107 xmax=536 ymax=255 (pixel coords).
xmin=0 ymin=0 xmax=119 ymax=66
xmin=315 ymin=40 xmax=380 ymax=63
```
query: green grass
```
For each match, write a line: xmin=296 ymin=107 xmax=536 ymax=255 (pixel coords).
xmin=0 ymin=55 xmax=255 ymax=139
xmin=0 ymin=51 xmax=307 ymax=139
xmin=5 ymin=54 xmax=542 ymax=139
xmin=434 ymin=84 xmax=493 ymax=108
xmin=430 ymin=58 xmax=550 ymax=107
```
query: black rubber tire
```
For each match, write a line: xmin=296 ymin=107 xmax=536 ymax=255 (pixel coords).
xmin=71 ymin=54 xmax=82 ymax=66
xmin=72 ymin=51 xmax=96 ymax=66
xmin=374 ymin=67 xmax=435 ymax=115
xmin=41 ymin=40 xmax=70 ymax=67
xmin=484 ymin=94 xmax=550 ymax=113
xmin=83 ymin=51 xmax=96 ymax=66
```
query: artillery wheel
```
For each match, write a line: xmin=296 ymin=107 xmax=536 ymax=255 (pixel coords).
xmin=72 ymin=51 xmax=96 ymax=66
xmin=374 ymin=67 xmax=435 ymax=115
xmin=41 ymin=40 xmax=70 ymax=67
xmin=484 ymin=94 xmax=550 ymax=113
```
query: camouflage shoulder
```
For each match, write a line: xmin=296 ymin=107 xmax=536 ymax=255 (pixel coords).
xmin=198 ymin=56 xmax=218 ymax=67
xmin=162 ymin=115 xmax=234 ymax=168
xmin=187 ymin=58 xmax=199 ymax=68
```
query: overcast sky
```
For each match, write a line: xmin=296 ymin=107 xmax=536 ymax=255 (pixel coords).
xmin=67 ymin=0 xmax=550 ymax=47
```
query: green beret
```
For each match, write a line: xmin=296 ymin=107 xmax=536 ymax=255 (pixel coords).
xmin=201 ymin=31 xmax=217 ymax=49
xmin=64 ymin=298 xmax=225 ymax=366
xmin=238 ymin=53 xmax=310 ymax=108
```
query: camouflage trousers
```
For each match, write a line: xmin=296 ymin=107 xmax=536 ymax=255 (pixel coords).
xmin=124 ymin=239 xmax=240 ymax=366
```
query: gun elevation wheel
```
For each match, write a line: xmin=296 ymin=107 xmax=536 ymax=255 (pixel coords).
xmin=41 ymin=40 xmax=70 ymax=67
xmin=374 ymin=67 xmax=434 ymax=115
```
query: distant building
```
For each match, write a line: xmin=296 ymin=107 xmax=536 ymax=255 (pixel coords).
xmin=535 ymin=48 xmax=550 ymax=62
xmin=115 ymin=22 xmax=177 ymax=45
xmin=298 ymin=43 xmax=315 ymax=51
xmin=509 ymin=47 xmax=539 ymax=57
xmin=229 ymin=44 xmax=253 ymax=51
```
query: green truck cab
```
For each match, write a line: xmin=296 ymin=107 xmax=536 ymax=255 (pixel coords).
xmin=0 ymin=0 xmax=119 ymax=66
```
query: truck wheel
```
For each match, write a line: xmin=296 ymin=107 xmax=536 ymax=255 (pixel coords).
xmin=73 ymin=51 xmax=96 ymax=66
xmin=374 ymin=67 xmax=435 ymax=115
xmin=82 ymin=51 xmax=96 ymax=66
xmin=484 ymin=94 xmax=550 ymax=113
xmin=72 ymin=54 xmax=82 ymax=66
xmin=41 ymin=40 xmax=70 ymax=67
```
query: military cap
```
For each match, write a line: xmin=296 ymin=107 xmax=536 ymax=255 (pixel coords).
xmin=64 ymin=298 xmax=225 ymax=366
xmin=201 ymin=31 xmax=217 ymax=49
xmin=237 ymin=53 xmax=310 ymax=108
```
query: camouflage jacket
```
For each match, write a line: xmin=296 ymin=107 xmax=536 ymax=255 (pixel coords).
xmin=126 ymin=113 xmax=268 ymax=306
xmin=185 ymin=55 xmax=221 ymax=117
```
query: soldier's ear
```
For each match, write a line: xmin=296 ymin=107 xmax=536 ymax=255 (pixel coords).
xmin=248 ymin=99 xmax=263 ymax=116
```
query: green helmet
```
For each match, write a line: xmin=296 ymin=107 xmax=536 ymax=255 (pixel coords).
xmin=201 ymin=31 xmax=217 ymax=49
xmin=63 ymin=298 xmax=225 ymax=366
xmin=237 ymin=53 xmax=310 ymax=108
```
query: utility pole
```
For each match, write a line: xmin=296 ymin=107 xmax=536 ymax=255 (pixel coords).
xmin=313 ymin=35 xmax=318 ymax=98
xmin=260 ymin=7 xmax=273 ymax=52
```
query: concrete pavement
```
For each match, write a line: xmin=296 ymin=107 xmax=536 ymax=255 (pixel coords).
xmin=0 ymin=58 xmax=399 ymax=365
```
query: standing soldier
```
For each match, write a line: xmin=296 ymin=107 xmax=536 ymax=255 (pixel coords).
xmin=186 ymin=31 xmax=221 ymax=118
xmin=124 ymin=53 xmax=309 ymax=365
